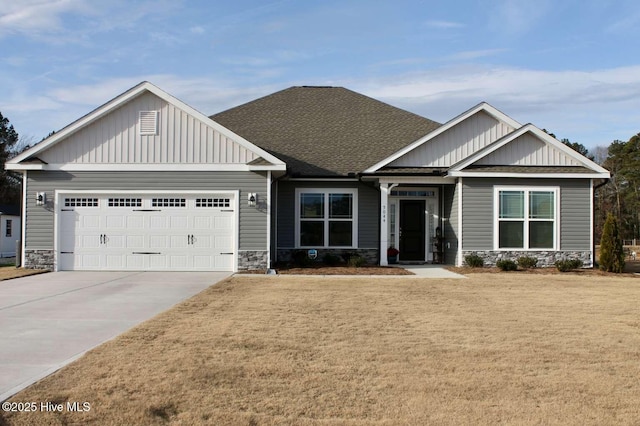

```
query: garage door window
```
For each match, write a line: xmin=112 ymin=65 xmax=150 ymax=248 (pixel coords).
xmin=196 ymin=198 xmax=230 ymax=208
xmin=65 ymin=198 xmax=98 ymax=207
xmin=108 ymin=198 xmax=142 ymax=207
xmin=152 ymin=198 xmax=186 ymax=207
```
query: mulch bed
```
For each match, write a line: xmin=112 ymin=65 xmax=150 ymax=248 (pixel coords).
xmin=239 ymin=265 xmax=414 ymax=275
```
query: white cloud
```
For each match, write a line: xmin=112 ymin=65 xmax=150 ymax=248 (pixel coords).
xmin=489 ymin=0 xmax=551 ymax=35
xmin=0 ymin=0 xmax=88 ymax=36
xmin=444 ymin=49 xmax=508 ymax=61
xmin=425 ymin=20 xmax=464 ymax=29
xmin=190 ymin=26 xmax=205 ymax=35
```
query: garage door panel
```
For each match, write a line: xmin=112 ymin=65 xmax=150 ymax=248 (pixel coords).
xmin=59 ymin=193 xmax=237 ymax=271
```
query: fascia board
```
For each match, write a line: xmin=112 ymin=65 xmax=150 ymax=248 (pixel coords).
xmin=448 ymin=171 xmax=610 ymax=179
xmin=363 ymin=102 xmax=522 ymax=173
xmin=10 ymin=163 xmax=285 ymax=172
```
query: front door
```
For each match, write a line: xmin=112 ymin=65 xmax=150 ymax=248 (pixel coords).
xmin=399 ymin=200 xmax=425 ymax=261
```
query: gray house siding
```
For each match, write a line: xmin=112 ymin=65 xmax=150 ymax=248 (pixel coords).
xmin=24 ymin=170 xmax=269 ymax=268
xmin=274 ymin=180 xmax=379 ymax=263
xmin=461 ymin=177 xmax=592 ymax=266
xmin=442 ymin=184 xmax=458 ymax=265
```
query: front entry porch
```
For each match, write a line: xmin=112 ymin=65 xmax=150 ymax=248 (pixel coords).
xmin=379 ymin=183 xmax=447 ymax=266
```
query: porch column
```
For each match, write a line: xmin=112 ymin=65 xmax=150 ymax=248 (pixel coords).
xmin=380 ymin=183 xmax=389 ymax=266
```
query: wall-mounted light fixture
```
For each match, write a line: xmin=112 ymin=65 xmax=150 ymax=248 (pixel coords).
xmin=36 ymin=192 xmax=46 ymax=206
xmin=247 ymin=193 xmax=257 ymax=207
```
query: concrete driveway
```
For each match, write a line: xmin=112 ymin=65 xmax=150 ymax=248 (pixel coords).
xmin=0 ymin=271 xmax=230 ymax=402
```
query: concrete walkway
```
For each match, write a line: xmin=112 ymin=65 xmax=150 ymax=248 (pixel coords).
xmin=392 ymin=264 xmax=467 ymax=278
xmin=0 ymin=271 xmax=229 ymax=402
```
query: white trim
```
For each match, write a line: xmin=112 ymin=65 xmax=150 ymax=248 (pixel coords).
xmin=53 ymin=189 xmax=240 ymax=272
xmin=379 ymin=184 xmax=389 ymax=266
xmin=266 ymin=171 xmax=272 ymax=268
xmin=457 ymin=178 xmax=463 ymax=266
xmin=590 ymin=179 xmax=594 ymax=266
xmin=7 ymin=81 xmax=285 ymax=168
xmin=449 ymin=124 xmax=610 ymax=176
xmin=364 ymin=102 xmax=522 ymax=173
xmin=448 ymin=171 xmax=608 ymax=179
xmin=493 ymin=186 xmax=560 ymax=251
xmin=294 ymin=188 xmax=358 ymax=249
xmin=20 ymin=171 xmax=27 ymax=267
xmin=378 ymin=176 xmax=455 ymax=185
xmin=7 ymin=163 xmax=286 ymax=172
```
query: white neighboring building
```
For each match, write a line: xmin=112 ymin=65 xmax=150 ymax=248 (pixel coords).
xmin=0 ymin=205 xmax=21 ymax=258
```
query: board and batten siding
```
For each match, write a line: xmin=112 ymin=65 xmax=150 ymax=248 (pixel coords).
xmin=389 ymin=111 xmax=514 ymax=168
xmin=275 ymin=181 xmax=379 ymax=249
xmin=39 ymin=92 xmax=259 ymax=165
xmin=476 ymin=133 xmax=582 ymax=166
xmin=25 ymin=171 xmax=268 ymax=251
xmin=461 ymin=178 xmax=591 ymax=251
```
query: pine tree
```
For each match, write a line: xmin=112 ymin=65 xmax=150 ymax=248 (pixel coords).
xmin=599 ymin=213 xmax=625 ymax=273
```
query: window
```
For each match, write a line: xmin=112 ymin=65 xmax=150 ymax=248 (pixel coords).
xmin=196 ymin=198 xmax=230 ymax=208
xmin=5 ymin=220 xmax=11 ymax=237
xmin=64 ymin=198 xmax=98 ymax=207
xmin=296 ymin=189 xmax=357 ymax=247
xmin=108 ymin=198 xmax=142 ymax=207
xmin=495 ymin=187 xmax=558 ymax=250
xmin=152 ymin=198 xmax=186 ymax=207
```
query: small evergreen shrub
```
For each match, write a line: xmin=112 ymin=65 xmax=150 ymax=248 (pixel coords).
xmin=348 ymin=255 xmax=366 ymax=267
xmin=496 ymin=259 xmax=518 ymax=271
xmin=599 ymin=213 xmax=625 ymax=273
xmin=555 ymin=259 xmax=583 ymax=272
xmin=464 ymin=254 xmax=484 ymax=268
xmin=517 ymin=256 xmax=538 ymax=269
xmin=322 ymin=252 xmax=341 ymax=266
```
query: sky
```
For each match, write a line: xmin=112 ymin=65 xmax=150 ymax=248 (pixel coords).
xmin=1 ymin=0 xmax=640 ymax=152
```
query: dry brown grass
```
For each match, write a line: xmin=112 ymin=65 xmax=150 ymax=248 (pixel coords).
xmin=0 ymin=267 xmax=48 ymax=281
xmin=2 ymin=274 xmax=640 ymax=425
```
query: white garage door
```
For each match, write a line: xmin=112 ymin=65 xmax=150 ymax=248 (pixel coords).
xmin=58 ymin=194 xmax=236 ymax=271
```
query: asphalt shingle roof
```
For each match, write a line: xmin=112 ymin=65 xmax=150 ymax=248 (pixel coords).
xmin=211 ymin=86 xmax=441 ymax=177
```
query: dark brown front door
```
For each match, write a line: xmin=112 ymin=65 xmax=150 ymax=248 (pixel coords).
xmin=399 ymin=200 xmax=425 ymax=261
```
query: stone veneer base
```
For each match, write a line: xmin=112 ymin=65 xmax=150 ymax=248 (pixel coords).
xmin=24 ymin=249 xmax=55 ymax=270
xmin=237 ymin=250 xmax=269 ymax=270
xmin=276 ymin=248 xmax=379 ymax=265
xmin=461 ymin=250 xmax=592 ymax=268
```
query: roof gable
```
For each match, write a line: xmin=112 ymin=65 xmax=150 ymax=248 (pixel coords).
xmin=7 ymin=82 xmax=284 ymax=171
xmin=448 ymin=124 xmax=609 ymax=177
xmin=211 ymin=86 xmax=441 ymax=176
xmin=365 ymin=102 xmax=521 ymax=172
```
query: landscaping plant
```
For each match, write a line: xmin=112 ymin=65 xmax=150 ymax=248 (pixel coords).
xmin=599 ymin=213 xmax=625 ymax=273
xmin=517 ymin=256 xmax=538 ymax=269
xmin=496 ymin=259 xmax=518 ymax=271
xmin=464 ymin=254 xmax=484 ymax=267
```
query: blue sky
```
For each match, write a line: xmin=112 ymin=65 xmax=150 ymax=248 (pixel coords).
xmin=2 ymin=0 xmax=640 ymax=152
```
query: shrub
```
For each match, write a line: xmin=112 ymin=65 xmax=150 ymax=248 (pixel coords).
xmin=599 ymin=213 xmax=625 ymax=273
xmin=464 ymin=254 xmax=484 ymax=268
xmin=322 ymin=252 xmax=341 ymax=266
xmin=555 ymin=258 xmax=583 ymax=272
xmin=517 ymin=256 xmax=538 ymax=269
xmin=496 ymin=259 xmax=518 ymax=271
xmin=348 ymin=255 xmax=366 ymax=267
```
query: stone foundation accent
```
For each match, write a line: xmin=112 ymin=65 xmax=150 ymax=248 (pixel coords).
xmin=24 ymin=249 xmax=54 ymax=270
xmin=461 ymin=250 xmax=592 ymax=268
xmin=238 ymin=250 xmax=268 ymax=270
xmin=276 ymin=248 xmax=379 ymax=265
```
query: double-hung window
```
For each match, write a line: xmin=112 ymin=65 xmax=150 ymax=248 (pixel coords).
xmin=495 ymin=187 xmax=558 ymax=250
xmin=296 ymin=189 xmax=357 ymax=247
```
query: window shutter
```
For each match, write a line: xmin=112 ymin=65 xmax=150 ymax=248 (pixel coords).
xmin=139 ymin=111 xmax=158 ymax=135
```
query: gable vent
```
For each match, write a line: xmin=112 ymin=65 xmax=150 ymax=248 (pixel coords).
xmin=139 ymin=111 xmax=158 ymax=135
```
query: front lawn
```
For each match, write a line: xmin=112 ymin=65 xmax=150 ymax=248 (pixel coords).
xmin=2 ymin=274 xmax=640 ymax=425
